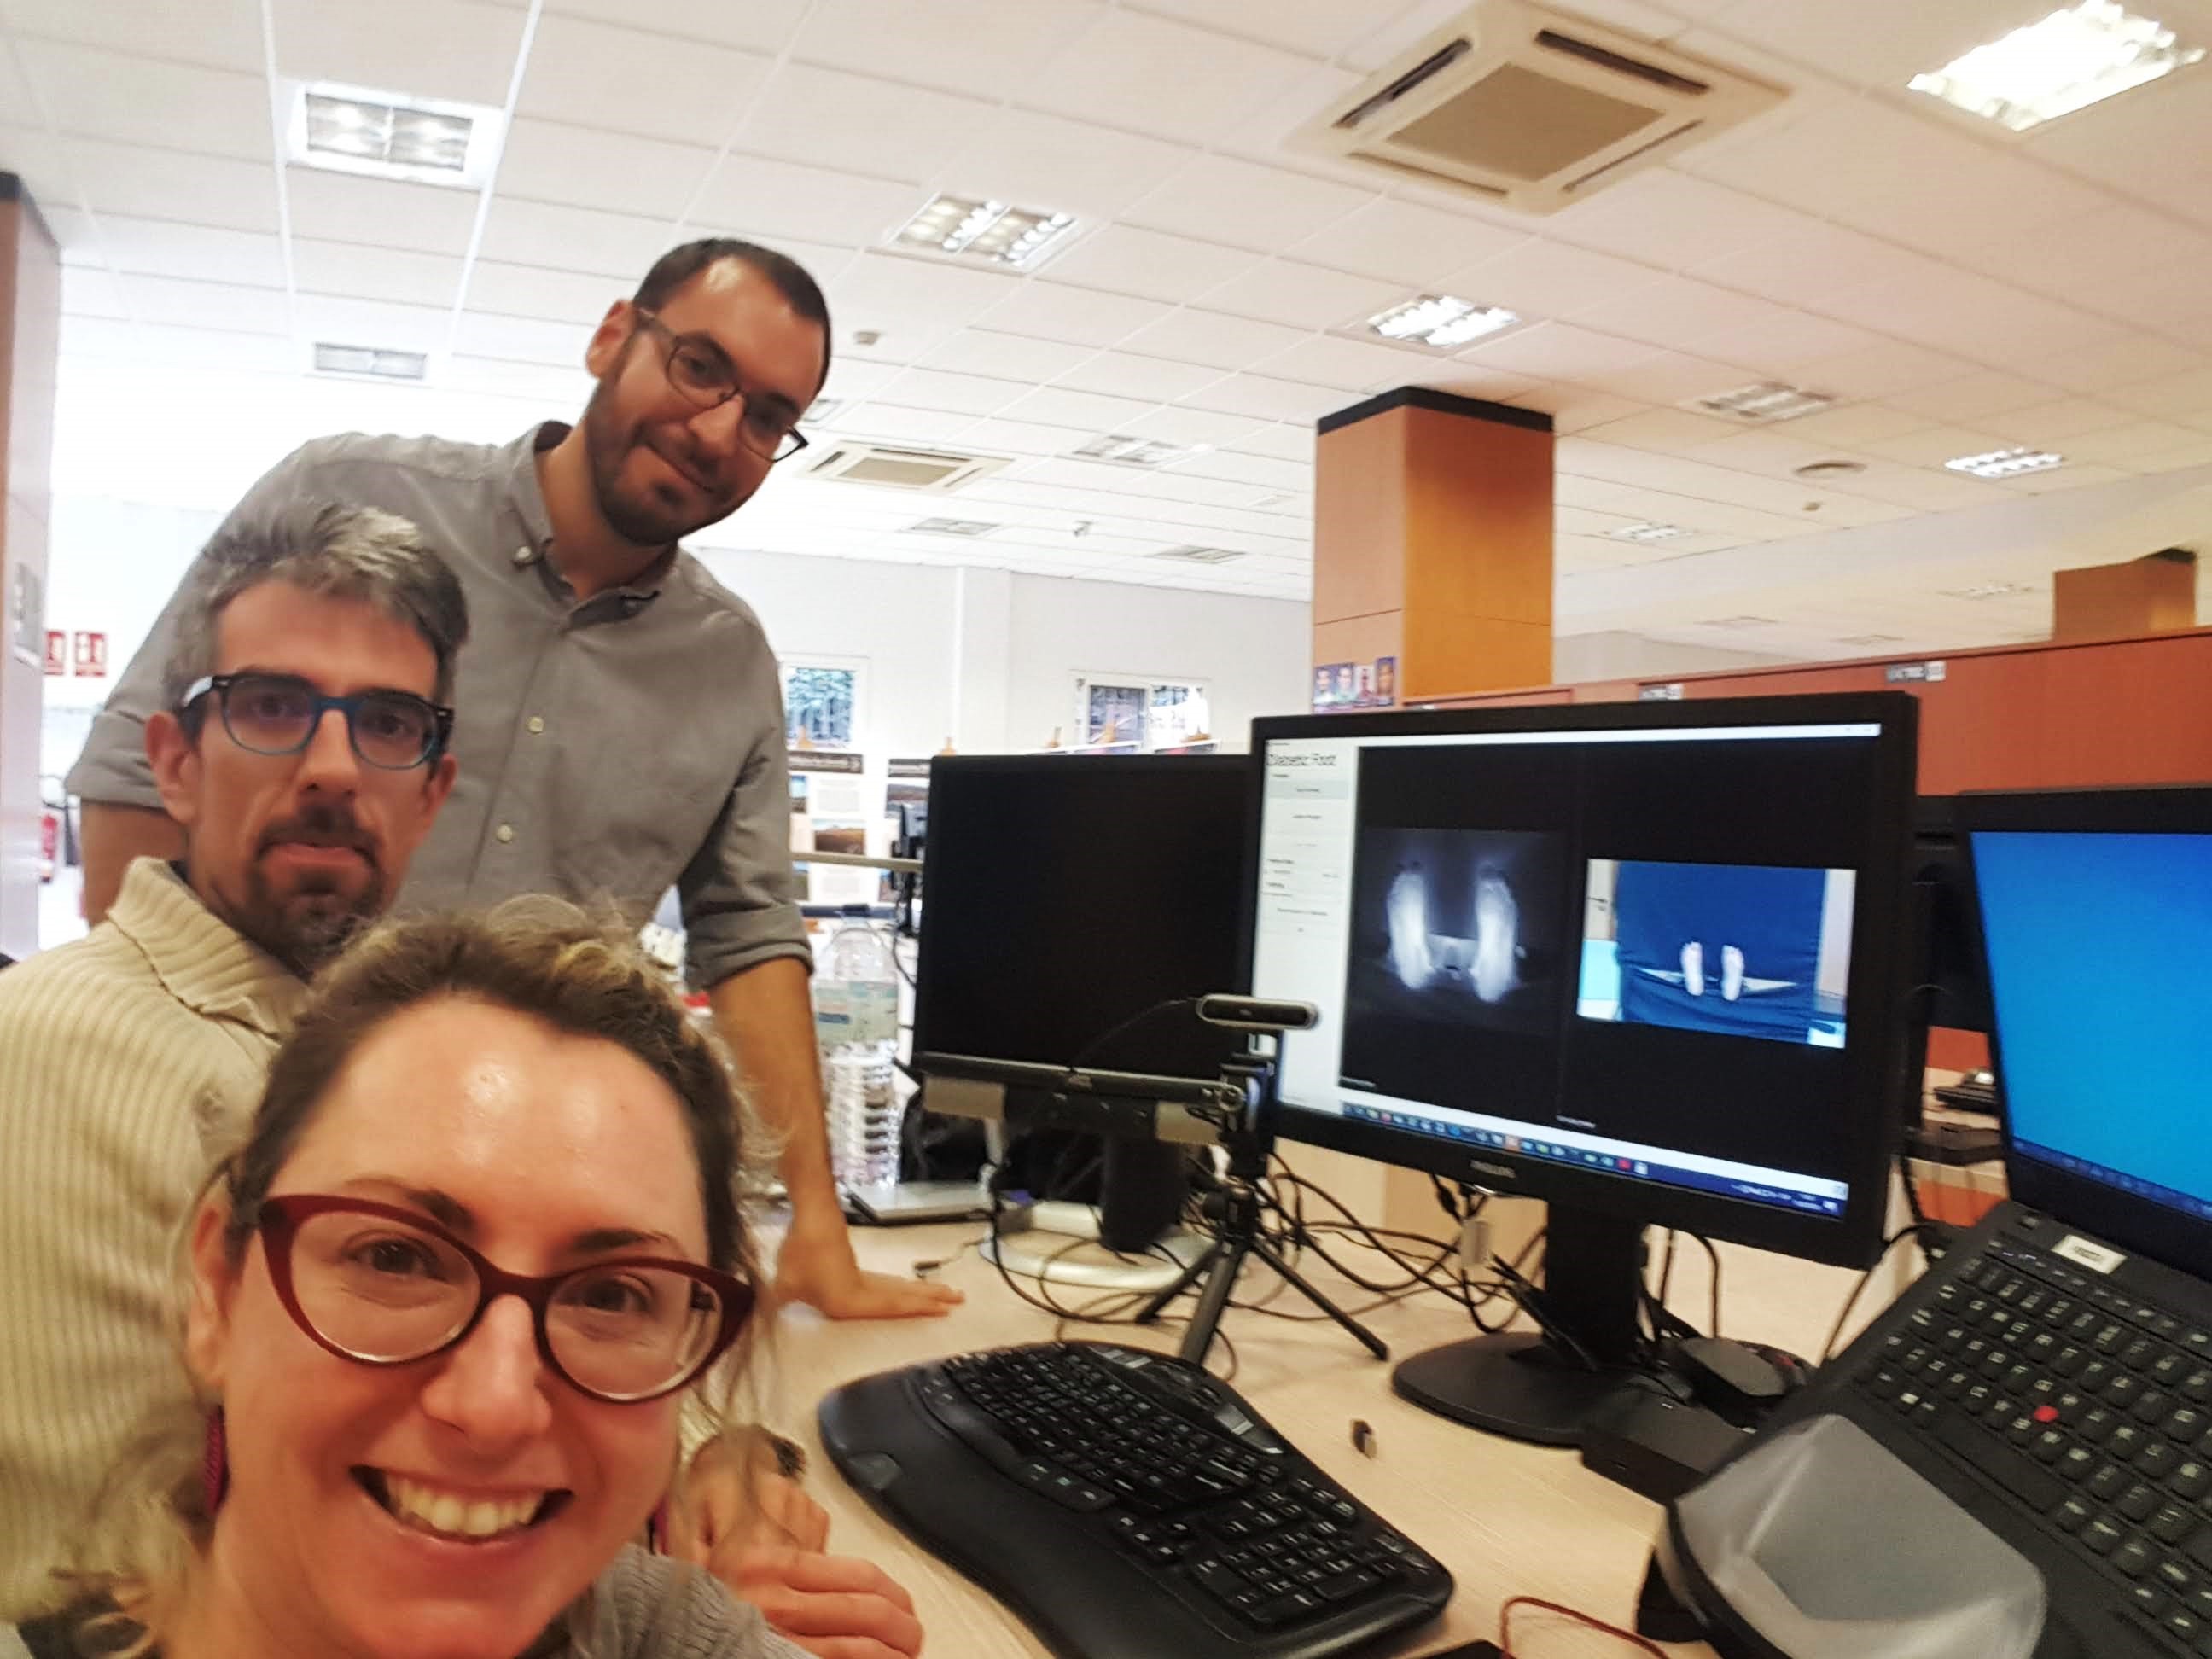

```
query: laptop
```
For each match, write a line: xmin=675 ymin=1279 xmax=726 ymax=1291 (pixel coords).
xmin=1674 ymin=786 xmax=2212 ymax=1659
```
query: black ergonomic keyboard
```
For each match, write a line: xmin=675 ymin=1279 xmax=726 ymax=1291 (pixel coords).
xmin=1851 ymin=1218 xmax=2212 ymax=1655
xmin=819 ymin=1341 xmax=1452 ymax=1659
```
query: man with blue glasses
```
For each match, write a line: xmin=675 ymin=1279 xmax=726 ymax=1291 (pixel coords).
xmin=0 ymin=499 xmax=464 ymax=1614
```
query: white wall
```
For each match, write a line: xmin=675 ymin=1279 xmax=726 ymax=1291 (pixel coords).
xmin=38 ymin=494 xmax=1314 ymax=786
xmin=1551 ymin=630 xmax=1795 ymax=684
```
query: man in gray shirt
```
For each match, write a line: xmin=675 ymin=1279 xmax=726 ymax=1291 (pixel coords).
xmin=68 ymin=237 xmax=961 ymax=1333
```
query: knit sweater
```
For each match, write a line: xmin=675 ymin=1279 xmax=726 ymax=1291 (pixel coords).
xmin=0 ymin=859 xmax=307 ymax=1618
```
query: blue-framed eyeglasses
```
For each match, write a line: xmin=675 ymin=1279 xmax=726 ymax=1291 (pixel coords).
xmin=181 ymin=672 xmax=453 ymax=771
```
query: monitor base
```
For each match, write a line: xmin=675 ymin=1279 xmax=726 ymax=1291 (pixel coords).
xmin=982 ymin=1203 xmax=1211 ymax=1293
xmin=1392 ymin=1333 xmax=1635 ymax=1447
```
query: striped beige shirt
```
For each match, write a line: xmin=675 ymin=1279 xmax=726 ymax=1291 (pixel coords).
xmin=0 ymin=859 xmax=306 ymax=1618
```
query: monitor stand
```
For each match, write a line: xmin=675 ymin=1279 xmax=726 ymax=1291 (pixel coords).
xmin=1391 ymin=1206 xmax=1646 ymax=1447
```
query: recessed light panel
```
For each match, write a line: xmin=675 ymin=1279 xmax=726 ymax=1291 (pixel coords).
xmin=1946 ymin=446 xmax=2065 ymax=479
xmin=1691 ymin=382 xmax=1836 ymax=423
xmin=892 ymin=195 xmax=1078 ymax=268
xmin=1365 ymin=294 xmax=1520 ymax=351
xmin=1608 ymin=522 xmax=1691 ymax=543
xmin=1071 ymin=434 xmax=1209 ymax=469
xmin=288 ymin=83 xmax=504 ymax=189
xmin=1944 ymin=581 xmax=2036 ymax=600
xmin=313 ymin=343 xmax=428 ymax=381
xmin=1910 ymin=1 xmax=2203 ymax=132
xmin=908 ymin=517 xmax=998 ymax=538
xmin=1150 ymin=545 xmax=1246 ymax=565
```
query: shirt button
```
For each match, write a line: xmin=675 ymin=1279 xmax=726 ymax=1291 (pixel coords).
xmin=527 ymin=716 xmax=545 ymax=735
xmin=511 ymin=545 xmax=537 ymax=567
xmin=495 ymin=824 xmax=516 ymax=845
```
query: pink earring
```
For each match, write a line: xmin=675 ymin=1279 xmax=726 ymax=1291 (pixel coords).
xmin=201 ymin=1406 xmax=229 ymax=1515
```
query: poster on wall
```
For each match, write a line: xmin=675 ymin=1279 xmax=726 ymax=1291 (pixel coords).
xmin=9 ymin=564 xmax=44 ymax=669
xmin=44 ymin=629 xmax=67 ymax=678
xmin=1312 ymin=655 xmax=1398 ymax=711
xmin=73 ymin=632 xmax=108 ymax=677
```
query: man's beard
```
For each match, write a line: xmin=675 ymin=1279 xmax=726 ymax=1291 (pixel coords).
xmin=579 ymin=359 xmax=745 ymax=548
xmin=219 ymin=805 xmax=387 ymax=977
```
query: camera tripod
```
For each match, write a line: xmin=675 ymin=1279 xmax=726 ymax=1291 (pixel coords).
xmin=1135 ymin=1054 xmax=1388 ymax=1369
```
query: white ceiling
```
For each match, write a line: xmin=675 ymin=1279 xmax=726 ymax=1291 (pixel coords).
xmin=9 ymin=0 xmax=2212 ymax=660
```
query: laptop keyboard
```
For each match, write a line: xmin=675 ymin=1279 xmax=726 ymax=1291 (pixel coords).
xmin=1861 ymin=1235 xmax=2212 ymax=1654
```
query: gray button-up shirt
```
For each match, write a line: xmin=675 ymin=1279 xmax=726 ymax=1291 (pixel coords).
xmin=66 ymin=423 xmax=808 ymax=989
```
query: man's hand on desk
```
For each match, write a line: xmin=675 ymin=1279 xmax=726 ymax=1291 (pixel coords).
xmin=774 ymin=1221 xmax=965 ymax=1320
xmin=717 ymin=1546 xmax=925 ymax=1659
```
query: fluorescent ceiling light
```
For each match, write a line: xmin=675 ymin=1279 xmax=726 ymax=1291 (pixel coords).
xmin=907 ymin=517 xmax=998 ymax=537
xmin=1691 ymin=381 xmax=1836 ymax=423
xmin=1946 ymin=446 xmax=2065 ymax=478
xmin=1150 ymin=545 xmax=1246 ymax=565
xmin=1071 ymin=434 xmax=1210 ymax=469
xmin=892 ymin=194 xmax=1078 ymax=269
xmin=288 ymin=83 xmax=504 ymax=189
xmin=313 ymin=342 xmax=428 ymax=381
xmin=806 ymin=396 xmax=844 ymax=422
xmin=1944 ymin=581 xmax=2036 ymax=599
xmin=1608 ymin=521 xmax=1691 ymax=543
xmin=1909 ymin=1 xmax=2203 ymax=132
xmin=1366 ymin=294 xmax=1520 ymax=350
xmin=1703 ymin=615 xmax=1778 ymax=630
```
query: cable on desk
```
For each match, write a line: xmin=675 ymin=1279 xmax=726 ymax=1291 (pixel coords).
xmin=1819 ymin=1221 xmax=1952 ymax=1363
xmin=1493 ymin=1593 xmax=1668 ymax=1658
xmin=1692 ymin=1232 xmax=1722 ymax=1341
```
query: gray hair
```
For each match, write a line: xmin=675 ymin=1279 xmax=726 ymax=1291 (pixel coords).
xmin=160 ymin=501 xmax=470 ymax=714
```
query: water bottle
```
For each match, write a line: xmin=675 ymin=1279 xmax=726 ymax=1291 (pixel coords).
xmin=816 ymin=905 xmax=902 ymax=1192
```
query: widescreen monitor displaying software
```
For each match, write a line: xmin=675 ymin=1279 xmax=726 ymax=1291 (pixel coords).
xmin=1972 ymin=828 xmax=2212 ymax=1222
xmin=1252 ymin=718 xmax=1889 ymax=1225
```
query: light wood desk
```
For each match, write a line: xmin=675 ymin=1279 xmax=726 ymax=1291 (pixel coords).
xmin=754 ymin=1220 xmax=1912 ymax=1659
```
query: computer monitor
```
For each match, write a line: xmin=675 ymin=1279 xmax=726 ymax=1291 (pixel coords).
xmin=1245 ymin=692 xmax=1918 ymax=1444
xmin=1959 ymin=786 xmax=2212 ymax=1277
xmin=1912 ymin=796 xmax=1994 ymax=1043
xmin=912 ymin=754 xmax=1253 ymax=1265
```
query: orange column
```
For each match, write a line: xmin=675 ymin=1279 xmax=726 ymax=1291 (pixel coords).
xmin=2052 ymin=549 xmax=2197 ymax=643
xmin=1312 ymin=387 xmax=1554 ymax=707
xmin=0 ymin=174 xmax=61 ymax=958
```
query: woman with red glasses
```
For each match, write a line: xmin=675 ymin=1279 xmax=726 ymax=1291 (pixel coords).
xmin=7 ymin=904 xmax=920 ymax=1659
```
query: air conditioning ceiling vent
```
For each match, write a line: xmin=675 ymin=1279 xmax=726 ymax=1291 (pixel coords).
xmin=801 ymin=443 xmax=1010 ymax=493
xmin=1296 ymin=0 xmax=1786 ymax=214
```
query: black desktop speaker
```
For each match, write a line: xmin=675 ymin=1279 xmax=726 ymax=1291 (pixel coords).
xmin=1097 ymin=1138 xmax=1194 ymax=1253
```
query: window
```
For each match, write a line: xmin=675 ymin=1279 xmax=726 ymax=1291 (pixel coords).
xmin=783 ymin=661 xmax=862 ymax=750
xmin=1072 ymin=677 xmax=1210 ymax=751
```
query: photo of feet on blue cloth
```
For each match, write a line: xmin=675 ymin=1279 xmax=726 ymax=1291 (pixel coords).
xmin=1577 ymin=858 xmax=1854 ymax=1048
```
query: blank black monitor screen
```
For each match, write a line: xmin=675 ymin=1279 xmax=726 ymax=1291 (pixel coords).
xmin=914 ymin=755 xmax=1253 ymax=1086
xmin=1249 ymin=693 xmax=1918 ymax=1271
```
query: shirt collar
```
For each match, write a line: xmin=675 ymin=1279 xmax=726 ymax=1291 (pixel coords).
xmin=509 ymin=421 xmax=678 ymax=617
xmin=105 ymin=857 xmax=311 ymax=1041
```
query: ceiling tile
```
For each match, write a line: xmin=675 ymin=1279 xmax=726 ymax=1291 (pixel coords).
xmin=2055 ymin=420 xmax=2209 ymax=466
xmin=463 ymin=261 xmax=619 ymax=325
xmin=1953 ymin=203 xmax=2212 ymax=308
xmin=496 ymin=119 xmax=717 ymax=219
xmin=958 ymin=416 xmax=1100 ymax=455
xmin=731 ymin=64 xmax=993 ymax=186
xmin=285 ymin=167 xmax=479 ymax=255
xmin=690 ymin=154 xmax=919 ymax=247
xmin=274 ymin=0 xmax=527 ymax=106
xmin=830 ymin=252 xmax=1025 ymax=356
xmin=1188 ymin=259 xmax=1402 ymax=330
xmin=1518 ymin=388 xmax=1650 ymax=434
xmin=67 ymin=317 xmax=299 ymax=374
xmin=1460 ymin=323 xmax=1660 ymax=384
xmin=1047 ymin=225 xmax=1264 ymax=306
xmin=1182 ymin=372 xmax=1346 ymax=423
xmin=1976 ymin=399 xmax=2143 ymax=444
xmin=2031 ymin=335 xmax=2208 ymax=396
xmin=2 ymin=0 xmax=262 ymax=71
xmin=518 ymin=15 xmax=771 ymax=147
xmin=871 ymin=366 xmax=1028 ymax=417
xmin=1775 ymin=403 xmax=1935 ymax=449
xmin=1122 ymin=404 xmax=1274 ymax=449
xmin=1547 ymin=171 xmax=1818 ymax=272
xmin=2105 ymin=367 xmax=2212 ymax=421
xmin=1883 ymin=372 xmax=2066 ymax=425
xmin=1442 ymin=238 xmax=1668 ymax=321
xmin=1123 ymin=154 xmax=1374 ymax=255
xmin=297 ymin=294 xmax=452 ymax=353
xmin=1695 ymin=310 xmax=1888 ymax=377
xmin=833 ymin=403 xmax=975 ymax=445
xmin=124 ymin=274 xmax=288 ymax=334
xmin=994 ymin=383 xmax=1161 ymax=432
xmin=0 ymin=123 xmax=72 ymax=213
xmin=1580 ymin=409 xmax=1745 ymax=454
xmin=1853 ymin=424 xmax=2013 ymax=469
xmin=1019 ymin=9 xmax=1320 ymax=147
xmin=544 ymin=0 xmax=810 ymax=53
xmin=451 ymin=309 xmax=593 ymax=365
xmin=1689 ymin=222 xmax=1937 ymax=309
xmin=1283 ymin=197 xmax=1525 ymax=287
xmin=292 ymin=241 xmax=464 ymax=308
xmin=920 ymin=329 xmax=1101 ymax=382
xmin=1225 ymin=422 xmax=1315 ymax=462
xmin=93 ymin=216 xmax=286 ymax=288
xmin=60 ymin=265 xmax=129 ymax=319
xmin=933 ymin=109 xmax=1190 ymax=226
xmin=976 ymin=282 xmax=1171 ymax=347
xmin=1128 ymin=0 xmax=1386 ymax=57
xmin=1116 ymin=307 xmax=1311 ymax=372
xmin=1787 ymin=341 xmax=1980 ymax=400
xmin=1573 ymin=276 xmax=1799 ymax=353
xmin=20 ymin=44 xmax=269 ymax=161
xmin=69 ymin=141 xmax=277 ymax=231
xmin=1602 ymin=351 xmax=1776 ymax=406
xmin=1054 ymin=351 xmax=1228 ymax=402
xmin=476 ymin=198 xmax=678 ymax=278
xmin=1249 ymin=333 xmax=1436 ymax=393
xmin=785 ymin=0 xmax=1103 ymax=102
xmin=441 ymin=354 xmax=597 ymax=405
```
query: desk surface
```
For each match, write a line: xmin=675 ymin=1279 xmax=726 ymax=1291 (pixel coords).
xmin=757 ymin=1220 xmax=1903 ymax=1659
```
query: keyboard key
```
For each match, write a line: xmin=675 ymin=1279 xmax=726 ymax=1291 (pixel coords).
xmin=2160 ymin=1558 xmax=2202 ymax=1595
xmin=2060 ymin=1446 xmax=2100 ymax=1481
xmin=2116 ymin=1536 xmax=2159 ymax=1578
xmin=2122 ymin=1483 xmax=2163 ymax=1522
xmin=2057 ymin=1497 xmax=2098 ymax=1532
xmin=2086 ymin=1517 xmax=2129 ymax=1555
xmin=1193 ymin=1562 xmax=1249 ymax=1602
xmin=1947 ymin=1414 xmax=2066 ymax=1510
xmin=2093 ymin=1464 xmax=2133 ymax=1500
xmin=2135 ymin=1391 xmax=2177 ymax=1425
xmin=2155 ymin=1505 xmax=2201 ymax=1544
xmin=1315 ymin=1567 xmax=1382 ymax=1604
xmin=2176 ymin=1461 xmax=2212 ymax=1501
xmin=2033 ymin=1429 xmax=2070 ymax=1464
xmin=2139 ymin=1442 xmax=2183 ymax=1481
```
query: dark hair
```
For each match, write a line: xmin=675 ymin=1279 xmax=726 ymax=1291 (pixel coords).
xmin=219 ymin=899 xmax=752 ymax=1275
xmin=162 ymin=501 xmax=471 ymax=714
xmin=634 ymin=237 xmax=833 ymax=392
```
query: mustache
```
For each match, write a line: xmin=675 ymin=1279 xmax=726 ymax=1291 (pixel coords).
xmin=258 ymin=811 xmax=375 ymax=860
xmin=643 ymin=428 xmax=727 ymax=497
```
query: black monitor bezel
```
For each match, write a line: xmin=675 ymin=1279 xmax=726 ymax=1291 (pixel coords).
xmin=1956 ymin=784 xmax=2212 ymax=1280
xmin=1243 ymin=690 xmax=1921 ymax=1271
xmin=910 ymin=751 xmax=1254 ymax=1099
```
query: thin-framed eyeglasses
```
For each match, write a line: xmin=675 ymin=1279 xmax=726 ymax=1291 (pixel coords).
xmin=253 ymin=1195 xmax=753 ymax=1404
xmin=182 ymin=672 xmax=454 ymax=772
xmin=632 ymin=310 xmax=813 ymax=464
